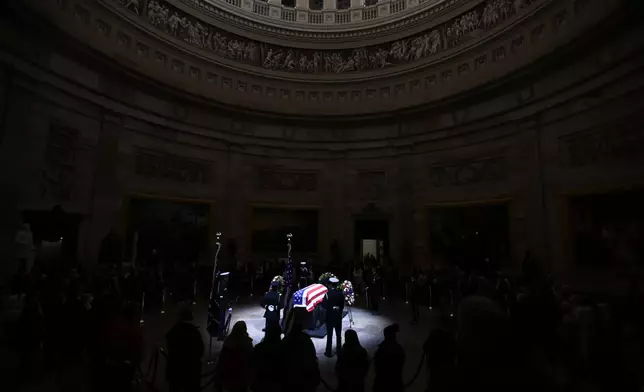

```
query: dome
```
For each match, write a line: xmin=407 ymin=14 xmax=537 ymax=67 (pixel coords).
xmin=1 ymin=0 xmax=643 ymax=283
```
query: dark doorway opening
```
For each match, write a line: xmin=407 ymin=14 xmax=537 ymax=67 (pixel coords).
xmin=354 ymin=219 xmax=389 ymax=266
xmin=21 ymin=206 xmax=83 ymax=269
xmin=428 ymin=203 xmax=510 ymax=273
xmin=126 ymin=197 xmax=210 ymax=268
xmin=569 ymin=189 xmax=644 ymax=269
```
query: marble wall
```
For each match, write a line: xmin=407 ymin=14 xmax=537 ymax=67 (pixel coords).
xmin=1 ymin=10 xmax=644 ymax=289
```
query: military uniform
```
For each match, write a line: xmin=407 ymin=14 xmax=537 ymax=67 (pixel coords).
xmin=323 ymin=278 xmax=345 ymax=357
xmin=261 ymin=288 xmax=281 ymax=332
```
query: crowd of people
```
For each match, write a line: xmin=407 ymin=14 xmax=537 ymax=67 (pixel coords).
xmin=3 ymin=253 xmax=644 ymax=392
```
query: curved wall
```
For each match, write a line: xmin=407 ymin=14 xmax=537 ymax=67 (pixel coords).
xmin=1 ymin=0 xmax=644 ymax=288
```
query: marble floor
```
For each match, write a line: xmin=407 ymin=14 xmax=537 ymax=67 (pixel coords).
xmin=17 ymin=295 xmax=437 ymax=392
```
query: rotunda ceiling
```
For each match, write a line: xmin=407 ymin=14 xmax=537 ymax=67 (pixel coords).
xmin=11 ymin=0 xmax=626 ymax=116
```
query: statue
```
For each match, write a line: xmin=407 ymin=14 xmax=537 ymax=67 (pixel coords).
xmin=15 ymin=223 xmax=35 ymax=273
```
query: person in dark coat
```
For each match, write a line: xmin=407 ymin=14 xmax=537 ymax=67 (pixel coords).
xmin=323 ymin=277 xmax=345 ymax=357
xmin=215 ymin=321 xmax=253 ymax=392
xmin=166 ymin=308 xmax=204 ymax=392
xmin=335 ymin=329 xmax=370 ymax=392
xmin=251 ymin=324 xmax=282 ymax=392
xmin=281 ymin=313 xmax=320 ymax=392
xmin=423 ymin=309 xmax=456 ymax=392
xmin=261 ymin=281 xmax=281 ymax=332
xmin=373 ymin=324 xmax=405 ymax=392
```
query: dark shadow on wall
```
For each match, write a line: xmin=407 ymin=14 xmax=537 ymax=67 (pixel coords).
xmin=570 ymin=189 xmax=644 ymax=269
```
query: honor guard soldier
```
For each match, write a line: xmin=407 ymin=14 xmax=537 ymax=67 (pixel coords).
xmin=323 ymin=277 xmax=345 ymax=358
xmin=299 ymin=261 xmax=309 ymax=289
xmin=261 ymin=281 xmax=281 ymax=332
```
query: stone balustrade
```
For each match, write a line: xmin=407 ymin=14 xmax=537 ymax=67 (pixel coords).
xmin=184 ymin=0 xmax=457 ymax=26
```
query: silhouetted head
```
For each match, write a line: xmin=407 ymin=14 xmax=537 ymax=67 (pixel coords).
xmin=383 ymin=324 xmax=399 ymax=340
xmin=344 ymin=329 xmax=360 ymax=347
xmin=264 ymin=324 xmax=282 ymax=342
xmin=179 ymin=307 xmax=193 ymax=322
xmin=230 ymin=320 xmax=248 ymax=337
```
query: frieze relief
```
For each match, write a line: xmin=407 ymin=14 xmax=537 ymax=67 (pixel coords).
xmin=559 ymin=115 xmax=644 ymax=168
xmin=110 ymin=0 xmax=536 ymax=74
xmin=256 ymin=168 xmax=318 ymax=191
xmin=429 ymin=156 xmax=506 ymax=187
xmin=134 ymin=148 xmax=213 ymax=183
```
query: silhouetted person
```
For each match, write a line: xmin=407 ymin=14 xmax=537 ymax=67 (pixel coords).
xmin=100 ymin=305 xmax=143 ymax=392
xmin=61 ymin=281 xmax=88 ymax=366
xmin=367 ymin=267 xmax=380 ymax=312
xmin=17 ymin=291 xmax=44 ymax=381
xmin=215 ymin=321 xmax=253 ymax=392
xmin=423 ymin=310 xmax=456 ymax=392
xmin=166 ymin=308 xmax=204 ymax=392
xmin=261 ymin=281 xmax=281 ymax=332
xmin=281 ymin=312 xmax=320 ymax=392
xmin=373 ymin=324 xmax=405 ymax=392
xmin=453 ymin=296 xmax=542 ymax=392
xmin=323 ymin=277 xmax=345 ymax=357
xmin=251 ymin=324 xmax=282 ymax=392
xmin=335 ymin=329 xmax=369 ymax=392
xmin=98 ymin=229 xmax=122 ymax=266
xmin=409 ymin=274 xmax=421 ymax=324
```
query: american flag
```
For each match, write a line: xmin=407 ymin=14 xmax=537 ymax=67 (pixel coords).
xmin=293 ymin=283 xmax=328 ymax=312
xmin=283 ymin=258 xmax=293 ymax=289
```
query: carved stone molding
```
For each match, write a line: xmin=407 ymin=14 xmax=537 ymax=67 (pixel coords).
xmin=357 ymin=171 xmax=387 ymax=200
xmin=256 ymin=167 xmax=318 ymax=191
xmin=428 ymin=156 xmax=506 ymax=187
xmin=114 ymin=0 xmax=538 ymax=74
xmin=559 ymin=114 xmax=644 ymax=168
xmin=41 ymin=124 xmax=79 ymax=202
xmin=134 ymin=147 xmax=213 ymax=183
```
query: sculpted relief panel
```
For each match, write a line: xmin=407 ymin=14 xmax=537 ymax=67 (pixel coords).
xmin=256 ymin=168 xmax=318 ymax=191
xmin=429 ymin=156 xmax=506 ymax=187
xmin=559 ymin=115 xmax=644 ymax=168
xmin=134 ymin=148 xmax=213 ymax=183
xmin=111 ymin=0 xmax=536 ymax=74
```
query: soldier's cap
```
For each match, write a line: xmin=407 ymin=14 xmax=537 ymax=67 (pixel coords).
xmin=300 ymin=262 xmax=307 ymax=265
xmin=329 ymin=277 xmax=339 ymax=284
xmin=219 ymin=271 xmax=230 ymax=276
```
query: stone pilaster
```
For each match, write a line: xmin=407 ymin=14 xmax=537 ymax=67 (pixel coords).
xmin=81 ymin=112 xmax=126 ymax=270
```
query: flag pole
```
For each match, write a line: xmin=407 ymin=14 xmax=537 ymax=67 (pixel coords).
xmin=282 ymin=233 xmax=293 ymax=330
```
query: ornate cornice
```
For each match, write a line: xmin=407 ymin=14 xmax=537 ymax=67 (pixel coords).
xmin=104 ymin=0 xmax=545 ymax=75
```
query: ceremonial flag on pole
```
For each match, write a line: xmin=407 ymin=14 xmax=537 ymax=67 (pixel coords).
xmin=293 ymin=283 xmax=328 ymax=312
xmin=284 ymin=258 xmax=293 ymax=289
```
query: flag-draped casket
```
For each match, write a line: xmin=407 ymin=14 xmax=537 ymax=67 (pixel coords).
xmin=292 ymin=284 xmax=328 ymax=312
xmin=283 ymin=283 xmax=328 ymax=334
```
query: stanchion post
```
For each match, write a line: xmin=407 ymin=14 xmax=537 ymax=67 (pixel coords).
xmin=250 ymin=275 xmax=254 ymax=297
xmin=449 ymin=289 xmax=454 ymax=317
xmin=405 ymin=282 xmax=409 ymax=304
xmin=192 ymin=278 xmax=197 ymax=305
xmin=140 ymin=292 xmax=145 ymax=324
xmin=429 ymin=285 xmax=433 ymax=310
xmin=161 ymin=287 xmax=166 ymax=314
